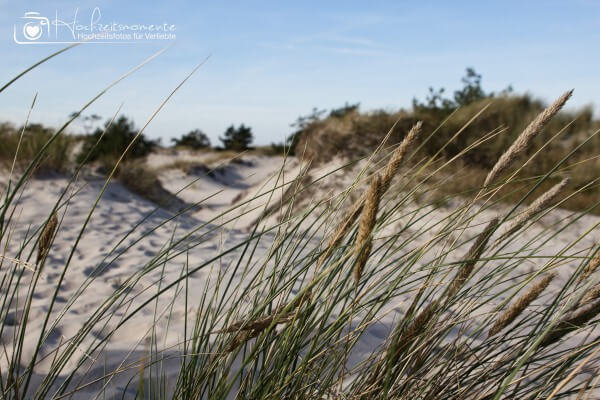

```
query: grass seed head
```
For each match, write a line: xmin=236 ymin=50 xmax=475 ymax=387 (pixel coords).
xmin=541 ymin=297 xmax=600 ymax=347
xmin=497 ymin=178 xmax=569 ymax=243
xmin=484 ymin=90 xmax=573 ymax=187
xmin=579 ymin=283 xmax=600 ymax=306
xmin=447 ymin=217 xmax=499 ymax=298
xmin=488 ymin=273 xmax=555 ymax=337
xmin=318 ymin=122 xmax=421 ymax=268
xmin=37 ymin=211 xmax=58 ymax=265
xmin=579 ymin=251 xmax=600 ymax=284
xmin=354 ymin=174 xmax=381 ymax=289
xmin=380 ymin=121 xmax=422 ymax=193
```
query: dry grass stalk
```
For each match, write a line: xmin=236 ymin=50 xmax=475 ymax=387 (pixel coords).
xmin=488 ymin=273 xmax=555 ymax=337
xmin=353 ymin=175 xmax=381 ymax=289
xmin=383 ymin=218 xmax=498 ymax=373
xmin=483 ymin=90 xmax=573 ymax=187
xmin=578 ymin=251 xmax=600 ymax=284
xmin=540 ymin=297 xmax=600 ymax=347
xmin=497 ymin=178 xmax=569 ymax=243
xmin=0 ymin=255 xmax=37 ymax=271
xmin=217 ymin=312 xmax=296 ymax=334
xmin=216 ymin=295 xmax=307 ymax=335
xmin=578 ymin=283 xmax=600 ymax=307
xmin=447 ymin=218 xmax=499 ymax=298
xmin=402 ymin=277 xmax=433 ymax=328
xmin=388 ymin=300 xmax=439 ymax=366
xmin=575 ymin=374 xmax=594 ymax=400
xmin=37 ymin=211 xmax=58 ymax=265
xmin=224 ymin=329 xmax=263 ymax=353
xmin=317 ymin=210 xmax=359 ymax=267
xmin=317 ymin=122 xmax=422 ymax=268
xmin=221 ymin=306 xmax=303 ymax=352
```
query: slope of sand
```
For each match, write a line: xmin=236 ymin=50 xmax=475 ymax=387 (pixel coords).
xmin=0 ymin=154 xmax=303 ymax=397
xmin=1 ymin=153 xmax=599 ymax=397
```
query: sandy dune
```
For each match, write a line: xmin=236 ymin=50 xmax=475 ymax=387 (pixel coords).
xmin=1 ymin=153 xmax=599 ymax=397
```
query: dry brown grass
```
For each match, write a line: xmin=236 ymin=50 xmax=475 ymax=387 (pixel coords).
xmin=0 ymin=123 xmax=75 ymax=176
xmin=161 ymin=159 xmax=203 ymax=174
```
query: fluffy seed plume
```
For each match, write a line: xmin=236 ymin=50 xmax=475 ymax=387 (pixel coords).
xmin=488 ymin=273 xmax=555 ymax=337
xmin=317 ymin=122 xmax=422 ymax=268
xmin=353 ymin=175 xmax=381 ymax=289
xmin=484 ymin=90 xmax=573 ymax=187
xmin=447 ymin=218 xmax=499 ymax=298
xmin=37 ymin=211 xmax=58 ymax=265
xmin=540 ymin=297 xmax=600 ymax=348
xmin=578 ymin=251 xmax=600 ymax=284
xmin=497 ymin=178 xmax=569 ymax=243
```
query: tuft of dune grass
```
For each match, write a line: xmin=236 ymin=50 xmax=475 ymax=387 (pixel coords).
xmin=4 ymin=49 xmax=600 ymax=398
xmin=0 ymin=123 xmax=74 ymax=176
xmin=384 ymin=217 xmax=499 ymax=371
xmin=116 ymin=161 xmax=190 ymax=211
xmin=318 ymin=122 xmax=422 ymax=268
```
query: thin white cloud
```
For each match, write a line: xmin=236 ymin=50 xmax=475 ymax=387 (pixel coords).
xmin=318 ymin=46 xmax=389 ymax=57
xmin=260 ymin=30 xmax=387 ymax=57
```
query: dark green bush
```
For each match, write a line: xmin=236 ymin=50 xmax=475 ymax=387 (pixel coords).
xmin=219 ymin=124 xmax=254 ymax=151
xmin=171 ymin=129 xmax=211 ymax=149
xmin=77 ymin=115 xmax=158 ymax=164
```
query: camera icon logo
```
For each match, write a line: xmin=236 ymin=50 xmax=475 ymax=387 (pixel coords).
xmin=20 ymin=12 xmax=50 ymax=41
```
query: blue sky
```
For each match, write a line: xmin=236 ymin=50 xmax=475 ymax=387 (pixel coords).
xmin=0 ymin=1 xmax=598 ymax=145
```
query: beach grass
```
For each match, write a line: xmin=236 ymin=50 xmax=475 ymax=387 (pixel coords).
xmin=1 ymin=47 xmax=600 ymax=399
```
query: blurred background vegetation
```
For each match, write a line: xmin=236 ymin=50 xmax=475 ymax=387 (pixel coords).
xmin=1 ymin=67 xmax=598 ymax=211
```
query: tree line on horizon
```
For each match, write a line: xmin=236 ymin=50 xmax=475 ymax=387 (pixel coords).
xmin=69 ymin=67 xmax=520 ymax=161
xmin=73 ymin=115 xmax=256 ymax=159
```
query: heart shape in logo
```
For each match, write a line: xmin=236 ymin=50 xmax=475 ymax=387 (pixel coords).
xmin=25 ymin=24 xmax=41 ymax=40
